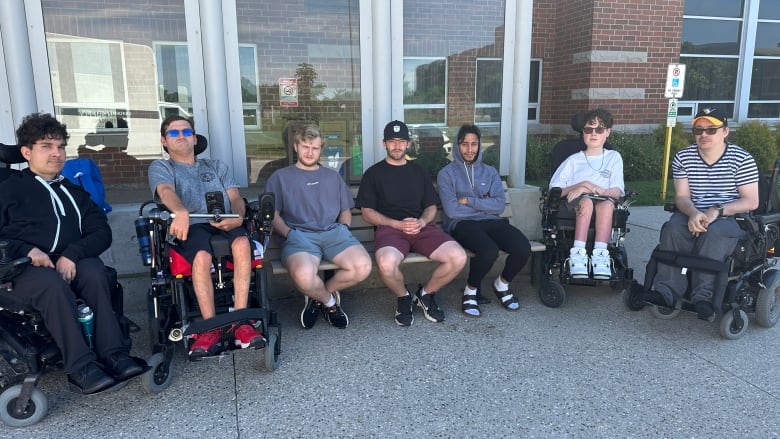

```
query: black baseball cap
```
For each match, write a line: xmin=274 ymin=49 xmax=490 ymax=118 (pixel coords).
xmin=383 ymin=120 xmax=410 ymax=141
xmin=693 ymin=107 xmax=728 ymax=127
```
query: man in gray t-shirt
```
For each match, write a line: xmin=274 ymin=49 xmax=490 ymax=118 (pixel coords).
xmin=265 ymin=123 xmax=371 ymax=329
xmin=148 ymin=115 xmax=264 ymax=358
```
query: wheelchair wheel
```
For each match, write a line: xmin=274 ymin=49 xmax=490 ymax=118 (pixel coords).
xmin=719 ymin=309 xmax=749 ymax=340
xmin=0 ymin=384 xmax=48 ymax=428
xmin=263 ymin=332 xmax=281 ymax=371
xmin=649 ymin=303 xmax=681 ymax=320
xmin=539 ymin=280 xmax=566 ymax=308
xmin=756 ymin=274 xmax=780 ymax=328
xmin=141 ymin=352 xmax=174 ymax=393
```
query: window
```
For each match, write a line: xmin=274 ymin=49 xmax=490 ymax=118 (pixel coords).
xmin=239 ymin=45 xmax=260 ymax=129
xmin=528 ymin=60 xmax=541 ymax=121
xmin=48 ymin=38 xmax=129 ymax=134
xmin=403 ymin=57 xmax=447 ymax=125
xmin=749 ymin=12 xmax=780 ymax=118
xmin=475 ymin=58 xmax=501 ymax=125
xmin=681 ymin=0 xmax=780 ymax=120
xmin=155 ymin=43 xmax=193 ymax=120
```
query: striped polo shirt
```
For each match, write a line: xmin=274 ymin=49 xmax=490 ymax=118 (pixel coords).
xmin=672 ymin=143 xmax=759 ymax=210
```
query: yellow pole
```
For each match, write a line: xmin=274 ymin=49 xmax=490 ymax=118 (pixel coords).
xmin=660 ymin=126 xmax=672 ymax=200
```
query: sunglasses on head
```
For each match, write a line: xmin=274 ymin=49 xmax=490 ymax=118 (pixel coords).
xmin=582 ymin=126 xmax=607 ymax=134
xmin=166 ymin=128 xmax=194 ymax=137
xmin=692 ymin=126 xmax=723 ymax=135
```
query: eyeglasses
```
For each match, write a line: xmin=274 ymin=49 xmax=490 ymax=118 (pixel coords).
xmin=692 ymin=126 xmax=723 ymax=136
xmin=166 ymin=128 xmax=194 ymax=137
xmin=582 ymin=126 xmax=607 ymax=134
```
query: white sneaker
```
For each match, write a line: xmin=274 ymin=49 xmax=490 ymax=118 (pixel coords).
xmin=591 ymin=248 xmax=612 ymax=280
xmin=569 ymin=247 xmax=589 ymax=279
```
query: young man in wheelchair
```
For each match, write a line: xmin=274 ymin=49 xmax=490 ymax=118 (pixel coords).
xmin=549 ymin=108 xmax=624 ymax=280
xmin=148 ymin=115 xmax=265 ymax=358
xmin=643 ymin=107 xmax=759 ymax=320
xmin=0 ymin=113 xmax=147 ymax=394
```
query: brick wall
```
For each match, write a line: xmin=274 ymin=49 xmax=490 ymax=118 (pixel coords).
xmin=536 ymin=0 xmax=684 ymax=128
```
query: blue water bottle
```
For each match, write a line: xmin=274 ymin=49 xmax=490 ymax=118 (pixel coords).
xmin=77 ymin=301 xmax=95 ymax=349
xmin=134 ymin=217 xmax=152 ymax=266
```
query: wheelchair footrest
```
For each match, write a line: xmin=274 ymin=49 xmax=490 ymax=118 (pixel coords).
xmin=183 ymin=308 xmax=268 ymax=337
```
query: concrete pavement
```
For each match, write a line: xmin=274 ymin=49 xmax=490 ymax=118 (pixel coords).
xmin=5 ymin=206 xmax=780 ymax=438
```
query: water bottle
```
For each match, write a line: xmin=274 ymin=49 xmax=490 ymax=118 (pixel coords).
xmin=134 ymin=217 xmax=152 ymax=266
xmin=0 ymin=241 xmax=12 ymax=265
xmin=76 ymin=301 xmax=95 ymax=349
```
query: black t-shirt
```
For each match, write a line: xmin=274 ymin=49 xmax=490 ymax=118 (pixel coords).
xmin=356 ymin=160 xmax=439 ymax=220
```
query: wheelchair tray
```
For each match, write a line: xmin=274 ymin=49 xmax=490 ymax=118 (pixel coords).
xmin=183 ymin=307 xmax=267 ymax=336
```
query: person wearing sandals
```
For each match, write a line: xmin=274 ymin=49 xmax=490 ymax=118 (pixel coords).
xmin=437 ymin=124 xmax=531 ymax=316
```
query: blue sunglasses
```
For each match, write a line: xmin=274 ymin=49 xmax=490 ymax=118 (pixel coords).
xmin=166 ymin=128 xmax=194 ymax=137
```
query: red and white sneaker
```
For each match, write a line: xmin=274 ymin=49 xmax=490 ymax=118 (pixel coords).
xmin=189 ymin=328 xmax=226 ymax=358
xmin=231 ymin=321 xmax=266 ymax=349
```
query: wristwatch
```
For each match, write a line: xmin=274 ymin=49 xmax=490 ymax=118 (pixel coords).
xmin=713 ymin=203 xmax=724 ymax=217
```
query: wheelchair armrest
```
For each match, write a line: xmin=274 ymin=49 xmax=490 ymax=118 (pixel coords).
xmin=753 ymin=212 xmax=780 ymax=229
xmin=0 ymin=257 xmax=31 ymax=283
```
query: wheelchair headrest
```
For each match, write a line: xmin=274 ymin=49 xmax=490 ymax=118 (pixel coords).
xmin=195 ymin=134 xmax=207 ymax=156
xmin=0 ymin=143 xmax=25 ymax=166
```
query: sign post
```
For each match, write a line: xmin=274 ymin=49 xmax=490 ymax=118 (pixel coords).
xmin=661 ymin=64 xmax=685 ymax=200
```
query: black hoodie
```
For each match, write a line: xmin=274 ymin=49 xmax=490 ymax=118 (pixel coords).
xmin=0 ymin=168 xmax=111 ymax=262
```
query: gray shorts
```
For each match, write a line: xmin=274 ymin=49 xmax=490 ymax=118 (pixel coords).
xmin=281 ymin=224 xmax=361 ymax=264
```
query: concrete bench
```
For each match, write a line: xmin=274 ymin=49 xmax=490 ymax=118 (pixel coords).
xmin=265 ymin=182 xmax=545 ymax=276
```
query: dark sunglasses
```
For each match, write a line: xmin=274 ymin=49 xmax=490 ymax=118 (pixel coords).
xmin=692 ymin=126 xmax=723 ymax=135
xmin=166 ymin=128 xmax=194 ymax=137
xmin=582 ymin=126 xmax=607 ymax=134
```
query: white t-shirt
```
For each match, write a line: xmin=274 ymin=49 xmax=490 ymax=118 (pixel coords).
xmin=549 ymin=149 xmax=624 ymax=195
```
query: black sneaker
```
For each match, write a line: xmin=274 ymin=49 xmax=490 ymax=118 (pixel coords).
xmin=695 ymin=300 xmax=715 ymax=321
xmin=301 ymin=296 xmax=321 ymax=329
xmin=414 ymin=286 xmax=445 ymax=323
xmin=395 ymin=294 xmax=414 ymax=326
xmin=323 ymin=293 xmax=349 ymax=328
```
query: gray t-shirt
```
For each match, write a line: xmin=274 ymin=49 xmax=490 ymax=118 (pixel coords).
xmin=148 ymin=158 xmax=238 ymax=224
xmin=265 ymin=164 xmax=353 ymax=232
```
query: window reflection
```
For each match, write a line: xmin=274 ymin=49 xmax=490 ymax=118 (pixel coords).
xmin=684 ymin=0 xmax=743 ymax=18
xmin=42 ymin=0 xmax=189 ymax=188
xmin=236 ymin=0 xmax=362 ymax=187
xmin=681 ymin=18 xmax=741 ymax=55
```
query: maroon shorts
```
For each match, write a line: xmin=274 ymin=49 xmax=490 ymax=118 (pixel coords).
xmin=374 ymin=224 xmax=454 ymax=258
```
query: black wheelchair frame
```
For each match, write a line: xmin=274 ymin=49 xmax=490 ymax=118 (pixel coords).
xmin=623 ymin=158 xmax=780 ymax=339
xmin=137 ymin=136 xmax=280 ymax=393
xmin=533 ymin=139 xmax=635 ymax=308
xmin=0 ymin=142 xmax=134 ymax=427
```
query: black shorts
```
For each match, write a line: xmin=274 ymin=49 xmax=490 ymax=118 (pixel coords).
xmin=173 ymin=223 xmax=248 ymax=262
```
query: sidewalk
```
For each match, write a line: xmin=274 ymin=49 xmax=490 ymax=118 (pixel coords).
xmin=6 ymin=206 xmax=780 ymax=438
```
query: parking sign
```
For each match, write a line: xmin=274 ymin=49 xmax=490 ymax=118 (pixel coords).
xmin=664 ymin=64 xmax=685 ymax=99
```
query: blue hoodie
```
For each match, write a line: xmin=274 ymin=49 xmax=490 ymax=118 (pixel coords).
xmin=436 ymin=129 xmax=506 ymax=234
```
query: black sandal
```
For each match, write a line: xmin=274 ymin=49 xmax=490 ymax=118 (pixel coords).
xmin=462 ymin=294 xmax=481 ymax=317
xmin=493 ymin=288 xmax=520 ymax=311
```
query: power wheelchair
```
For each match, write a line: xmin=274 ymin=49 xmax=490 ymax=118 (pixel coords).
xmin=623 ymin=159 xmax=780 ymax=340
xmin=534 ymin=138 xmax=635 ymax=307
xmin=0 ymin=143 xmax=135 ymax=427
xmin=136 ymin=136 xmax=280 ymax=393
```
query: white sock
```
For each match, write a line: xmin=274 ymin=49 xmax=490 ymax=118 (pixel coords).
xmin=464 ymin=285 xmax=477 ymax=296
xmin=420 ymin=287 xmax=431 ymax=296
xmin=494 ymin=277 xmax=509 ymax=292
xmin=324 ymin=295 xmax=336 ymax=308
xmin=574 ymin=240 xmax=587 ymax=249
